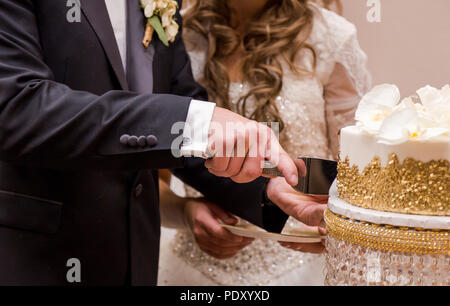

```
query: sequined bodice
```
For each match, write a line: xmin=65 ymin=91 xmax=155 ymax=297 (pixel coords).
xmin=169 ymin=4 xmax=371 ymax=285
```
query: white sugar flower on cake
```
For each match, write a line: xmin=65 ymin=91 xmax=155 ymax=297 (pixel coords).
xmin=355 ymin=84 xmax=400 ymax=134
xmin=417 ymin=85 xmax=450 ymax=127
xmin=355 ymin=84 xmax=450 ymax=144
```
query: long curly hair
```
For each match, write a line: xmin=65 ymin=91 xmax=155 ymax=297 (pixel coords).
xmin=184 ymin=0 xmax=342 ymax=131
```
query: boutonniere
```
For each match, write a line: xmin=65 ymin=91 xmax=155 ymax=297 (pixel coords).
xmin=140 ymin=0 xmax=179 ymax=48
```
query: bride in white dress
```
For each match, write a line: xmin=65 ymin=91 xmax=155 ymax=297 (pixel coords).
xmin=158 ymin=0 xmax=371 ymax=285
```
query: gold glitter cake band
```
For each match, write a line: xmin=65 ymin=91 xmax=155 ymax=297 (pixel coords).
xmin=337 ymin=154 xmax=449 ymax=216
xmin=324 ymin=209 xmax=449 ymax=255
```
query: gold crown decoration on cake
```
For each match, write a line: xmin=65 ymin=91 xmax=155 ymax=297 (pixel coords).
xmin=337 ymin=154 xmax=450 ymax=216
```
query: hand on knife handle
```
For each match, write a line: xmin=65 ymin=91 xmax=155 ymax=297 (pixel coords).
xmin=204 ymin=107 xmax=301 ymax=186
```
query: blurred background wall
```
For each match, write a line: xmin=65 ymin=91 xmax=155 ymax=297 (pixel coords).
xmin=341 ymin=0 xmax=450 ymax=95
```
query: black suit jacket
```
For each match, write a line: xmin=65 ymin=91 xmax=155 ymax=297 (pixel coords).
xmin=0 ymin=0 xmax=287 ymax=285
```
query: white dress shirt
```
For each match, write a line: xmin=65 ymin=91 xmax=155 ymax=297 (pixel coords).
xmin=104 ymin=0 xmax=215 ymax=157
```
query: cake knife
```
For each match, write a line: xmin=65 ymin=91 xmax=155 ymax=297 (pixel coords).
xmin=201 ymin=148 xmax=337 ymax=196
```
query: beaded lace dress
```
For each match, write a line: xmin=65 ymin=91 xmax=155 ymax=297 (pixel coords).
xmin=158 ymin=4 xmax=371 ymax=286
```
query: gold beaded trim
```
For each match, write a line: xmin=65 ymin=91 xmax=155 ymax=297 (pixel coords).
xmin=324 ymin=209 xmax=449 ymax=255
xmin=337 ymin=154 xmax=449 ymax=216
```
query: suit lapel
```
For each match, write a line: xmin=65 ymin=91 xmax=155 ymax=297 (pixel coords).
xmin=80 ymin=0 xmax=129 ymax=90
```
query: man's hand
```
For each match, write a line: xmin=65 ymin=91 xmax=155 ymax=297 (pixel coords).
xmin=266 ymin=176 xmax=328 ymax=254
xmin=205 ymin=107 xmax=300 ymax=185
xmin=184 ymin=199 xmax=254 ymax=259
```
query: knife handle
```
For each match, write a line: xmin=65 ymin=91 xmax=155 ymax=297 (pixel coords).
xmin=261 ymin=161 xmax=284 ymax=177
xmin=262 ymin=160 xmax=306 ymax=193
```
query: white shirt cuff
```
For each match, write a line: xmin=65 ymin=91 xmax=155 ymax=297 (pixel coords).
xmin=180 ymin=99 xmax=216 ymax=158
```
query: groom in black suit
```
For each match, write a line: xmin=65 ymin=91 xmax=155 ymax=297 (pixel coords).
xmin=0 ymin=0 xmax=300 ymax=285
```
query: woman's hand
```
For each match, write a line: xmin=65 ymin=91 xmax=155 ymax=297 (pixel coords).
xmin=184 ymin=199 xmax=254 ymax=259
xmin=266 ymin=177 xmax=328 ymax=254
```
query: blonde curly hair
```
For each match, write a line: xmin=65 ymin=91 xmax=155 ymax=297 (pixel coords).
xmin=184 ymin=0 xmax=342 ymax=130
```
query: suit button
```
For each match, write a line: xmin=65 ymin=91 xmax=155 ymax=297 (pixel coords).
xmin=135 ymin=184 xmax=143 ymax=197
xmin=146 ymin=135 xmax=158 ymax=146
xmin=128 ymin=136 xmax=138 ymax=147
xmin=138 ymin=136 xmax=147 ymax=147
xmin=120 ymin=134 xmax=130 ymax=145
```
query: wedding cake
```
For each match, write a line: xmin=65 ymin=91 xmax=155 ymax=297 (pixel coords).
xmin=325 ymin=84 xmax=449 ymax=286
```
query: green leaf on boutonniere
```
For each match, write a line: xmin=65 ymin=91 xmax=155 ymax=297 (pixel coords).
xmin=149 ymin=15 xmax=169 ymax=47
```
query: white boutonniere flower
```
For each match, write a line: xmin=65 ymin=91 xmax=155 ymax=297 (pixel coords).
xmin=140 ymin=0 xmax=179 ymax=48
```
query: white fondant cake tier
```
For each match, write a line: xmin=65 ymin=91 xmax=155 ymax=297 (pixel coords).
xmin=328 ymin=181 xmax=450 ymax=230
xmin=340 ymin=126 xmax=450 ymax=170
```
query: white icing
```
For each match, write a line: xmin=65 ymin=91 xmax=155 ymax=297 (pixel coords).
xmin=340 ymin=125 xmax=450 ymax=170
